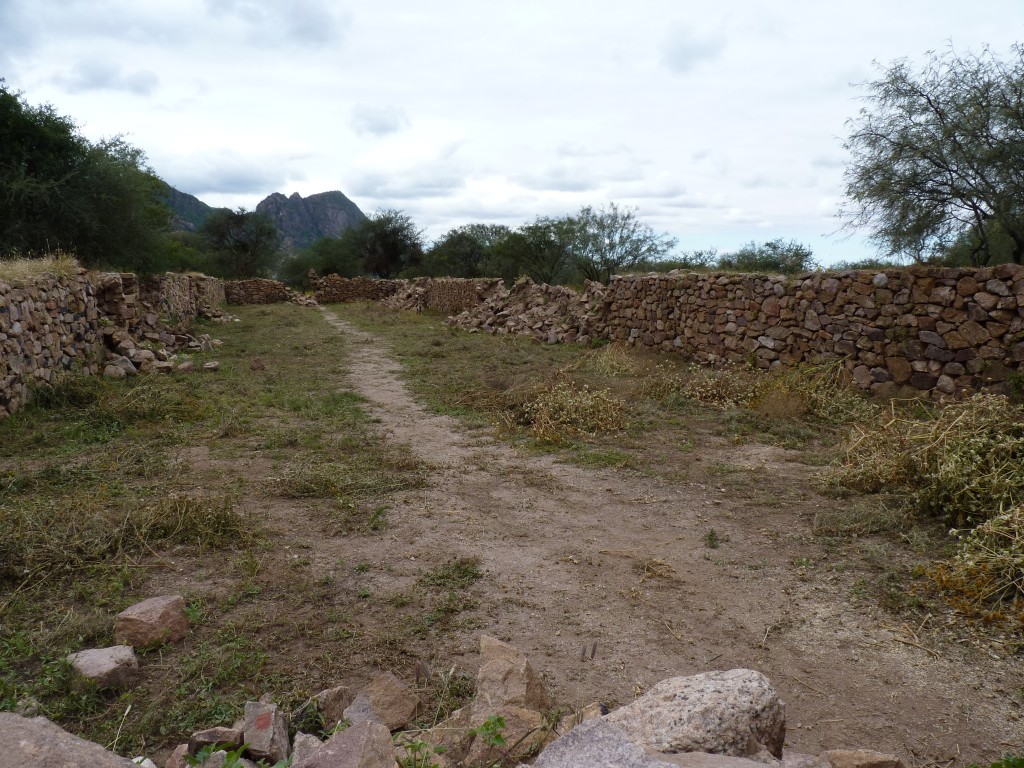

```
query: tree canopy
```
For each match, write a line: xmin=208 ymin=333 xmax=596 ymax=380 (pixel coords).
xmin=562 ymin=203 xmax=678 ymax=283
xmin=200 ymin=207 xmax=281 ymax=279
xmin=841 ymin=45 xmax=1024 ymax=265
xmin=352 ymin=209 xmax=425 ymax=279
xmin=0 ymin=81 xmax=169 ymax=270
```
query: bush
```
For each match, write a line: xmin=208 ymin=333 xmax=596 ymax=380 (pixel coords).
xmin=503 ymin=377 xmax=625 ymax=442
xmin=828 ymin=394 xmax=1024 ymax=527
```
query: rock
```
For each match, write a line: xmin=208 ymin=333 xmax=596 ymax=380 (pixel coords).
xmin=200 ymin=751 xmax=257 ymax=768
xmin=176 ymin=360 xmax=195 ymax=373
xmin=165 ymin=744 xmax=190 ymax=768
xmin=111 ymin=355 xmax=139 ymax=375
xmin=292 ymin=732 xmax=325 ymax=764
xmin=242 ymin=701 xmax=289 ymax=763
xmin=408 ymin=705 xmax=475 ymax=764
xmin=555 ymin=702 xmax=608 ymax=738
xmin=250 ymin=357 xmax=266 ymax=371
xmin=0 ymin=712 xmax=137 ymax=767
xmin=104 ymin=363 xmax=128 ymax=379
xmin=66 ymin=645 xmax=140 ymax=690
xmin=202 ymin=361 xmax=220 ymax=372
xmin=188 ymin=726 xmax=244 ymax=755
xmin=292 ymin=719 xmax=395 ymax=768
xmin=315 ymin=684 xmax=354 ymax=728
xmin=343 ymin=671 xmax=419 ymax=730
xmin=114 ymin=594 xmax=189 ymax=648
xmin=528 ymin=718 xmax=677 ymax=768
xmin=476 ymin=635 xmax=550 ymax=713
xmin=605 ymin=669 xmax=785 ymax=759
xmin=822 ymin=750 xmax=905 ymax=768
xmin=132 ymin=759 xmax=159 ymax=768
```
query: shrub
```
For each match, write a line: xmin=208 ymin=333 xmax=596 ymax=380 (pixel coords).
xmin=828 ymin=394 xmax=1024 ymax=526
xmin=503 ymin=378 xmax=625 ymax=442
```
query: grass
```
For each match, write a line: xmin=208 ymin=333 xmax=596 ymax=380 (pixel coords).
xmin=0 ymin=304 xmax=432 ymax=758
xmin=0 ymin=250 xmax=81 ymax=284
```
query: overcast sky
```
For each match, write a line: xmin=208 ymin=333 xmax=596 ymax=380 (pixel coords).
xmin=4 ymin=1 xmax=1023 ymax=264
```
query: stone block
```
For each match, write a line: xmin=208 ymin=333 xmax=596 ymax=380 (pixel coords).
xmin=67 ymin=646 xmax=140 ymax=690
xmin=114 ymin=594 xmax=189 ymax=648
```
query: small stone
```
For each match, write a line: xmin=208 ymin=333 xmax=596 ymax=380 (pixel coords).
xmin=243 ymin=701 xmax=289 ymax=763
xmin=104 ymin=363 xmax=127 ymax=379
xmin=166 ymin=744 xmax=190 ymax=768
xmin=475 ymin=635 xmax=550 ymax=713
xmin=66 ymin=646 xmax=140 ymax=690
xmin=176 ymin=361 xmax=195 ymax=373
xmin=315 ymin=685 xmax=353 ymax=729
xmin=111 ymin=355 xmax=139 ymax=376
xmin=291 ymin=719 xmax=394 ymax=768
xmin=291 ymin=732 xmax=324 ymax=764
xmin=188 ymin=726 xmax=244 ymax=755
xmin=114 ymin=595 xmax=189 ymax=648
xmin=343 ymin=671 xmax=419 ymax=730
xmin=202 ymin=361 xmax=220 ymax=372
xmin=132 ymin=758 xmax=158 ymax=768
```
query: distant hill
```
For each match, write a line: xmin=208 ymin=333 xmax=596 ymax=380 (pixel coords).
xmin=256 ymin=191 xmax=366 ymax=251
xmin=158 ymin=184 xmax=366 ymax=251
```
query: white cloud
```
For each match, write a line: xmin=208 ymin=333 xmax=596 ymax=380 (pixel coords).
xmin=53 ymin=61 xmax=159 ymax=96
xmin=660 ymin=25 xmax=725 ymax=73
xmin=350 ymin=105 xmax=411 ymax=137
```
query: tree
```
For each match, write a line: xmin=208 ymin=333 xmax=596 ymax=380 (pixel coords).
xmin=0 ymin=81 xmax=169 ymax=270
xmin=350 ymin=209 xmax=424 ymax=279
xmin=423 ymin=223 xmax=513 ymax=278
xmin=561 ymin=203 xmax=677 ymax=283
xmin=841 ymin=45 xmax=1024 ymax=265
xmin=200 ymin=207 xmax=280 ymax=278
xmin=716 ymin=239 xmax=818 ymax=274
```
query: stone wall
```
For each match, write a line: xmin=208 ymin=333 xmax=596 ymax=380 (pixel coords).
xmin=383 ymin=277 xmax=506 ymax=315
xmin=1 ymin=269 xmax=103 ymax=415
xmin=0 ymin=270 xmax=225 ymax=416
xmin=224 ymin=278 xmax=291 ymax=305
xmin=448 ymin=266 xmax=1024 ymax=399
xmin=312 ymin=275 xmax=403 ymax=304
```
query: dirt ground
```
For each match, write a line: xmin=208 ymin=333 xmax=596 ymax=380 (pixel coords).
xmin=132 ymin=306 xmax=1023 ymax=765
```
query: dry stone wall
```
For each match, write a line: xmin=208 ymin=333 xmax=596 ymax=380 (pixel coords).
xmin=0 ymin=270 xmax=225 ymax=416
xmin=224 ymin=278 xmax=291 ymax=305
xmin=312 ymin=275 xmax=402 ymax=304
xmin=383 ymin=277 xmax=506 ymax=315
xmin=448 ymin=266 xmax=1024 ymax=399
xmin=0 ymin=269 xmax=103 ymax=415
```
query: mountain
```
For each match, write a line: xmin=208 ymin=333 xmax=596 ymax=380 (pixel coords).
xmin=255 ymin=191 xmax=366 ymax=251
xmin=159 ymin=185 xmax=366 ymax=251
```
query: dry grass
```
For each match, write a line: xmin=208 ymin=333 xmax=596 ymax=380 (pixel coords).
xmin=828 ymin=394 xmax=1024 ymax=527
xmin=929 ymin=504 xmax=1024 ymax=629
xmin=0 ymin=250 xmax=81 ymax=284
xmin=501 ymin=377 xmax=626 ymax=443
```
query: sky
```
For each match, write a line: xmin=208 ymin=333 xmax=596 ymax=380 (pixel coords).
xmin=3 ymin=1 xmax=1023 ymax=265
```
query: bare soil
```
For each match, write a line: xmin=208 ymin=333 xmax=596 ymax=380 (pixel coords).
xmin=307 ymin=309 xmax=1022 ymax=763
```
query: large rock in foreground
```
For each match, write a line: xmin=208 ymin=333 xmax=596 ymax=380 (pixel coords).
xmin=606 ymin=669 xmax=785 ymax=759
xmin=0 ymin=712 xmax=137 ymax=767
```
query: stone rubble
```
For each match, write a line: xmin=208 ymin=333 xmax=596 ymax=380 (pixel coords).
xmin=10 ymin=631 xmax=910 ymax=768
xmin=113 ymin=595 xmax=189 ymax=649
xmin=65 ymin=645 xmax=140 ymax=690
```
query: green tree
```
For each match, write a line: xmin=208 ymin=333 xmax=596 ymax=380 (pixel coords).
xmin=424 ymin=223 xmax=514 ymax=278
xmin=200 ymin=207 xmax=280 ymax=278
xmin=0 ymin=82 xmax=169 ymax=270
xmin=351 ymin=209 xmax=424 ymax=279
xmin=716 ymin=238 xmax=818 ymax=274
xmin=278 ymin=235 xmax=365 ymax=288
xmin=562 ymin=203 xmax=677 ymax=283
xmin=841 ymin=44 xmax=1024 ymax=265
xmin=497 ymin=218 xmax=577 ymax=284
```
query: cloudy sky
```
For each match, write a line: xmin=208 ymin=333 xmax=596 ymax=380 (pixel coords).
xmin=4 ymin=1 xmax=1023 ymax=264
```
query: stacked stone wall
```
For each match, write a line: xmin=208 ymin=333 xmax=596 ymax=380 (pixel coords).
xmin=1 ymin=270 xmax=226 ymax=416
xmin=224 ymin=278 xmax=291 ymax=305
xmin=0 ymin=269 xmax=103 ymax=415
xmin=449 ymin=266 xmax=1024 ymax=398
xmin=383 ymin=277 xmax=506 ymax=315
xmin=312 ymin=275 xmax=403 ymax=304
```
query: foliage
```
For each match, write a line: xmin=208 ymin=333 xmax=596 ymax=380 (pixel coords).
xmin=0 ymin=82 xmax=169 ymax=271
xmin=395 ymin=736 xmax=445 ymax=768
xmin=929 ymin=505 xmax=1024 ymax=626
xmin=562 ymin=203 xmax=677 ymax=284
xmin=828 ymin=394 xmax=1024 ymax=527
xmin=200 ymin=207 xmax=281 ymax=278
xmin=491 ymin=218 xmax=576 ymax=284
xmin=504 ymin=378 xmax=625 ymax=442
xmin=635 ymin=248 xmax=719 ymax=273
xmin=417 ymin=558 xmax=483 ymax=590
xmin=716 ymin=238 xmax=818 ymax=274
xmin=829 ymin=256 xmax=902 ymax=271
xmin=277 ymin=235 xmax=365 ymax=288
xmin=342 ymin=209 xmax=425 ymax=279
xmin=841 ymin=44 xmax=1024 ymax=265
xmin=422 ymin=224 xmax=512 ymax=278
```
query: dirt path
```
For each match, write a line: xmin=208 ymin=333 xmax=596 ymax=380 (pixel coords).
xmin=318 ymin=308 xmax=1022 ymax=763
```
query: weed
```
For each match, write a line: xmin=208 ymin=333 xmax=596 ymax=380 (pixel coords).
xmin=418 ymin=558 xmax=483 ymax=590
xmin=703 ymin=529 xmax=721 ymax=549
xmin=396 ymin=736 xmax=446 ymax=768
